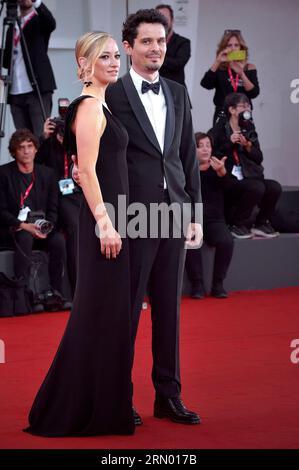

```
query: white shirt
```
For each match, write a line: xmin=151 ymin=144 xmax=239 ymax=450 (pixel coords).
xmin=129 ymin=67 xmax=166 ymax=153
xmin=11 ymin=8 xmax=40 ymax=95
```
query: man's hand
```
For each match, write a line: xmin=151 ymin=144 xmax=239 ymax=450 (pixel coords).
xmin=43 ymin=118 xmax=56 ymax=139
xmin=185 ymin=223 xmax=203 ymax=248
xmin=20 ymin=222 xmax=47 ymax=239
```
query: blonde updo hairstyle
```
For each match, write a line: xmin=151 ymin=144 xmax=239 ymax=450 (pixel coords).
xmin=75 ymin=31 xmax=112 ymax=83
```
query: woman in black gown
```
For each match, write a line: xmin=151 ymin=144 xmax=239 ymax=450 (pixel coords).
xmin=24 ymin=32 xmax=135 ymax=436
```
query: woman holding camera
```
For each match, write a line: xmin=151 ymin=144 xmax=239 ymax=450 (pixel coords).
xmin=201 ymin=30 xmax=260 ymax=124
xmin=209 ymin=93 xmax=281 ymax=239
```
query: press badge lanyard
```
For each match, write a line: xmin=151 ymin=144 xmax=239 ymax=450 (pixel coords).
xmin=233 ymin=149 xmax=240 ymax=165
xmin=64 ymin=152 xmax=69 ymax=179
xmin=228 ymin=66 xmax=239 ymax=92
xmin=20 ymin=173 xmax=35 ymax=209
xmin=14 ymin=11 xmax=37 ymax=47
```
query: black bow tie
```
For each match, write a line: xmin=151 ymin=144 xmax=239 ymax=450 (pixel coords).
xmin=141 ymin=80 xmax=160 ymax=95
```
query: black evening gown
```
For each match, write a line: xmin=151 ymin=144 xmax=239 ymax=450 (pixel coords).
xmin=24 ymin=96 xmax=135 ymax=436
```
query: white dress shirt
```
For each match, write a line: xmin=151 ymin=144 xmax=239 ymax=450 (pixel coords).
xmin=129 ymin=67 xmax=167 ymax=153
xmin=11 ymin=8 xmax=40 ymax=95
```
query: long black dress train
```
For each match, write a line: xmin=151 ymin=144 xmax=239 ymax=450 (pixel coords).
xmin=24 ymin=96 xmax=135 ymax=436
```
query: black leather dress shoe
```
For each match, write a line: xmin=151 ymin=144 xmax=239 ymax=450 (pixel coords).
xmin=154 ymin=397 xmax=201 ymax=424
xmin=132 ymin=407 xmax=143 ymax=426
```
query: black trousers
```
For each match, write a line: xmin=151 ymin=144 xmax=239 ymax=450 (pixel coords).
xmin=129 ymin=230 xmax=185 ymax=399
xmin=58 ymin=193 xmax=82 ymax=296
xmin=223 ymin=178 xmax=282 ymax=226
xmin=13 ymin=230 xmax=66 ymax=293
xmin=9 ymin=91 xmax=52 ymax=138
xmin=185 ymin=221 xmax=234 ymax=286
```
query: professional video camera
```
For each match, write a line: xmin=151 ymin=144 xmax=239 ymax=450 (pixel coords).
xmin=1 ymin=0 xmax=18 ymax=21
xmin=238 ymin=110 xmax=258 ymax=143
xmin=27 ymin=210 xmax=54 ymax=235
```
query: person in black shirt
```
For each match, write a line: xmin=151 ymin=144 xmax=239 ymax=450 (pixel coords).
xmin=201 ymin=30 xmax=259 ymax=124
xmin=36 ymin=115 xmax=82 ymax=295
xmin=0 ymin=129 xmax=67 ymax=311
xmin=185 ymin=132 xmax=233 ymax=299
xmin=156 ymin=4 xmax=191 ymax=88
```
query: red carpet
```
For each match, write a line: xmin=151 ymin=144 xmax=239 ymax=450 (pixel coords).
xmin=0 ymin=287 xmax=299 ymax=449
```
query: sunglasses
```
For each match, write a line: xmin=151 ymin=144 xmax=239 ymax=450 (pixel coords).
xmin=224 ymin=29 xmax=241 ymax=35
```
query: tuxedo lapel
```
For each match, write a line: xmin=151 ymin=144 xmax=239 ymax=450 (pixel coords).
xmin=160 ymin=78 xmax=175 ymax=157
xmin=121 ymin=73 xmax=162 ymax=154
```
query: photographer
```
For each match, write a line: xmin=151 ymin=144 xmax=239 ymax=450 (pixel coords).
xmin=36 ymin=102 xmax=82 ymax=295
xmin=209 ymin=93 xmax=281 ymax=239
xmin=0 ymin=129 xmax=67 ymax=311
xmin=3 ymin=0 xmax=56 ymax=138
xmin=200 ymin=30 xmax=259 ymax=124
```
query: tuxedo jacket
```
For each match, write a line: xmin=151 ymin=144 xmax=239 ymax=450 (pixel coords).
xmin=4 ymin=2 xmax=56 ymax=97
xmin=105 ymin=73 xmax=201 ymax=220
xmin=0 ymin=161 xmax=58 ymax=229
xmin=159 ymin=32 xmax=191 ymax=87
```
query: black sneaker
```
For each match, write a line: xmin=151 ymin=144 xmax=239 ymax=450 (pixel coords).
xmin=251 ymin=222 xmax=279 ymax=238
xmin=230 ymin=225 xmax=253 ymax=239
xmin=190 ymin=282 xmax=205 ymax=299
xmin=211 ymin=282 xmax=228 ymax=299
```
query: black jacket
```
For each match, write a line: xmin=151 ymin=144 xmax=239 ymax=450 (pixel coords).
xmin=201 ymin=66 xmax=260 ymax=112
xmin=106 ymin=73 xmax=201 ymax=222
xmin=209 ymin=120 xmax=264 ymax=179
xmin=159 ymin=32 xmax=191 ymax=87
xmin=0 ymin=161 xmax=59 ymax=229
xmin=4 ymin=2 xmax=56 ymax=96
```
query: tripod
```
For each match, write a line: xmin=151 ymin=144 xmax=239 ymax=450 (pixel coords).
xmin=0 ymin=0 xmax=46 ymax=145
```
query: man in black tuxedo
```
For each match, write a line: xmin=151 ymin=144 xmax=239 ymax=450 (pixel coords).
xmin=4 ymin=0 xmax=56 ymax=138
xmin=156 ymin=4 xmax=191 ymax=88
xmin=106 ymin=9 xmax=202 ymax=425
xmin=0 ymin=129 xmax=66 ymax=311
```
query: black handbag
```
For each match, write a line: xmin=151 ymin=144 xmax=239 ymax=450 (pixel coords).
xmin=0 ymin=272 xmax=32 ymax=317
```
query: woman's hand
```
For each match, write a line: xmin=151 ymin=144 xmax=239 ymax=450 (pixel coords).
xmin=98 ymin=217 xmax=122 ymax=259
xmin=210 ymin=156 xmax=227 ymax=177
xmin=230 ymin=131 xmax=242 ymax=144
xmin=216 ymin=48 xmax=229 ymax=64
xmin=229 ymin=60 xmax=246 ymax=75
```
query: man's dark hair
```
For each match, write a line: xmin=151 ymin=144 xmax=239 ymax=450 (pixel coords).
xmin=224 ymin=92 xmax=250 ymax=117
xmin=156 ymin=4 xmax=174 ymax=20
xmin=8 ymin=128 xmax=39 ymax=158
xmin=122 ymin=9 xmax=168 ymax=46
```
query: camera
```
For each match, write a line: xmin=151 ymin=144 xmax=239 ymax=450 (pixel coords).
xmin=27 ymin=211 xmax=54 ymax=235
xmin=3 ymin=0 xmax=18 ymax=21
xmin=238 ymin=110 xmax=258 ymax=143
xmin=51 ymin=117 xmax=65 ymax=137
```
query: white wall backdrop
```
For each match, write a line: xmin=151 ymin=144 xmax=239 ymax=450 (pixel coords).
xmin=0 ymin=0 xmax=298 ymax=186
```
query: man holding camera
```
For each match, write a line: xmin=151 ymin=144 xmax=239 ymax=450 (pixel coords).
xmin=35 ymin=98 xmax=82 ymax=296
xmin=4 ymin=0 xmax=56 ymax=138
xmin=0 ymin=129 xmax=67 ymax=311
